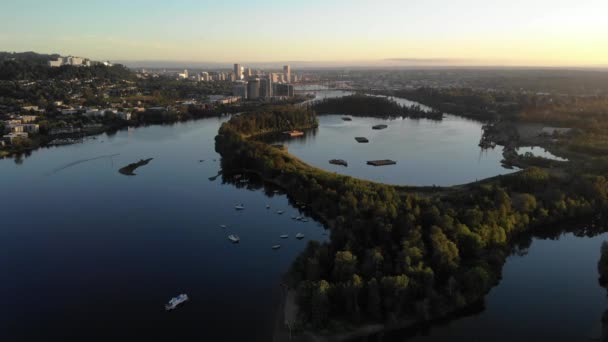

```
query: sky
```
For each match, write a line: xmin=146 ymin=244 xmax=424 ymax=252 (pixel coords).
xmin=1 ymin=0 xmax=607 ymax=67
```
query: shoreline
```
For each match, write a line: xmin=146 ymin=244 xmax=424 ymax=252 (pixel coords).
xmin=0 ymin=114 xmax=227 ymax=160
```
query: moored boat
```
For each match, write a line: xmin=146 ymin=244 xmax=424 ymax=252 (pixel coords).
xmin=296 ymin=233 xmax=305 ymax=239
xmin=228 ymin=234 xmax=240 ymax=243
xmin=165 ymin=294 xmax=189 ymax=311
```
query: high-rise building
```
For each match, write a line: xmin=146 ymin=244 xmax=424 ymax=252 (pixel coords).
xmin=273 ymin=83 xmax=294 ymax=97
xmin=234 ymin=64 xmax=242 ymax=80
xmin=259 ymin=77 xmax=272 ymax=99
xmin=233 ymin=81 xmax=247 ymax=99
xmin=247 ymin=79 xmax=260 ymax=100
xmin=245 ymin=67 xmax=253 ymax=78
xmin=283 ymin=65 xmax=291 ymax=84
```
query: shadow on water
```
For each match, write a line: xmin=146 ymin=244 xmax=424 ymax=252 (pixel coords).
xmin=218 ymin=158 xmax=329 ymax=232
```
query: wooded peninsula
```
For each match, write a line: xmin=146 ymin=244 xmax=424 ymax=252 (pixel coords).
xmin=215 ymin=103 xmax=608 ymax=339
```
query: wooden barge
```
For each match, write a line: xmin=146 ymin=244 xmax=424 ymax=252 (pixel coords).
xmin=283 ymin=130 xmax=304 ymax=137
xmin=367 ymin=159 xmax=397 ymax=166
xmin=329 ymin=159 xmax=348 ymax=167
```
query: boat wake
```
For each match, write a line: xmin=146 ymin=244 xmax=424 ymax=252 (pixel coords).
xmin=46 ymin=154 xmax=120 ymax=175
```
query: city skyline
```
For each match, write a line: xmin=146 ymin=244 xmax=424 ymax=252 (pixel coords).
xmin=1 ymin=0 xmax=608 ymax=67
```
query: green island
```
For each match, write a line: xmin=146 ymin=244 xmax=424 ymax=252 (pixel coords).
xmin=118 ymin=158 xmax=154 ymax=176
xmin=215 ymin=100 xmax=608 ymax=340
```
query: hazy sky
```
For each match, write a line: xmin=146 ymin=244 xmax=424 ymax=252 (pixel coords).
xmin=1 ymin=0 xmax=607 ymax=66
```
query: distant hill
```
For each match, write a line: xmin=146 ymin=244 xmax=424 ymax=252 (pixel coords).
xmin=0 ymin=51 xmax=134 ymax=81
xmin=0 ymin=51 xmax=61 ymax=64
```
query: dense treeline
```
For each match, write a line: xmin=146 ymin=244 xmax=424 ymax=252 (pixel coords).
xmin=221 ymin=105 xmax=317 ymax=137
xmin=313 ymin=94 xmax=443 ymax=120
xmin=389 ymin=88 xmax=523 ymax=122
xmin=216 ymin=104 xmax=608 ymax=334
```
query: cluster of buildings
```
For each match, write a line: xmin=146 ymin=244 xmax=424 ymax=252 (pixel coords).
xmin=177 ymin=70 xmax=231 ymax=82
xmin=2 ymin=114 xmax=39 ymax=145
xmin=232 ymin=64 xmax=295 ymax=100
xmin=48 ymin=56 xmax=113 ymax=68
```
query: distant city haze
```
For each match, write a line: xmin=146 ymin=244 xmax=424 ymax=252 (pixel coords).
xmin=1 ymin=0 xmax=607 ymax=67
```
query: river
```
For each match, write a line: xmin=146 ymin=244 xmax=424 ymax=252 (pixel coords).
xmin=0 ymin=118 xmax=327 ymax=342
xmin=1 ymin=94 xmax=605 ymax=341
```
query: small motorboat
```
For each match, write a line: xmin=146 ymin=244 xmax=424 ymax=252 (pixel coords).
xmin=228 ymin=234 xmax=240 ymax=243
xmin=235 ymin=204 xmax=245 ymax=210
xmin=219 ymin=224 xmax=227 ymax=229
xmin=280 ymin=234 xmax=289 ymax=239
xmin=295 ymin=216 xmax=303 ymax=221
xmin=266 ymin=204 xmax=271 ymax=209
xmin=165 ymin=294 xmax=189 ymax=311
xmin=291 ymin=216 xmax=297 ymax=220
xmin=296 ymin=233 xmax=305 ymax=240
xmin=276 ymin=210 xmax=285 ymax=215
xmin=301 ymin=218 xmax=309 ymax=223
xmin=272 ymin=245 xmax=281 ymax=250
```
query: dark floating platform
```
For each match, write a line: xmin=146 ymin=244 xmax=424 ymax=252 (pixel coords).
xmin=355 ymin=137 xmax=369 ymax=143
xmin=342 ymin=117 xmax=353 ymax=121
xmin=372 ymin=124 xmax=388 ymax=130
xmin=119 ymin=158 xmax=153 ymax=176
xmin=329 ymin=159 xmax=348 ymax=167
xmin=367 ymin=159 xmax=397 ymax=166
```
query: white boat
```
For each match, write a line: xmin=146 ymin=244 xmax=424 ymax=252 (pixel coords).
xmin=272 ymin=245 xmax=281 ymax=250
xmin=280 ymin=234 xmax=289 ymax=239
xmin=266 ymin=204 xmax=271 ymax=209
xmin=296 ymin=233 xmax=305 ymax=240
xmin=235 ymin=204 xmax=245 ymax=210
xmin=276 ymin=210 xmax=285 ymax=215
xmin=165 ymin=294 xmax=189 ymax=311
xmin=228 ymin=234 xmax=240 ymax=243
xmin=295 ymin=216 xmax=303 ymax=221
xmin=301 ymin=218 xmax=309 ymax=223
xmin=219 ymin=224 xmax=227 ymax=228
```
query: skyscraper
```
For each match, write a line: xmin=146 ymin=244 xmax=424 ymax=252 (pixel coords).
xmin=283 ymin=65 xmax=291 ymax=84
xmin=233 ymin=81 xmax=247 ymax=99
xmin=247 ymin=79 xmax=260 ymax=100
xmin=234 ymin=63 xmax=242 ymax=80
xmin=259 ymin=77 xmax=272 ymax=99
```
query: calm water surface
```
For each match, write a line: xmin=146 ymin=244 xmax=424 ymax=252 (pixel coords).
xmin=0 ymin=117 xmax=327 ymax=342
xmin=280 ymin=115 xmax=515 ymax=186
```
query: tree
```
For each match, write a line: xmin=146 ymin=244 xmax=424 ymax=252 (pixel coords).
xmin=333 ymin=251 xmax=358 ymax=282
xmin=366 ymin=278 xmax=382 ymax=321
xmin=311 ymin=280 xmax=330 ymax=329
xmin=430 ymin=226 xmax=460 ymax=275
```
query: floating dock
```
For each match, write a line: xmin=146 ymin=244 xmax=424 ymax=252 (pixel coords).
xmin=372 ymin=124 xmax=388 ymax=130
xmin=329 ymin=159 xmax=348 ymax=167
xmin=355 ymin=137 xmax=369 ymax=143
xmin=283 ymin=130 xmax=304 ymax=137
xmin=367 ymin=159 xmax=397 ymax=166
